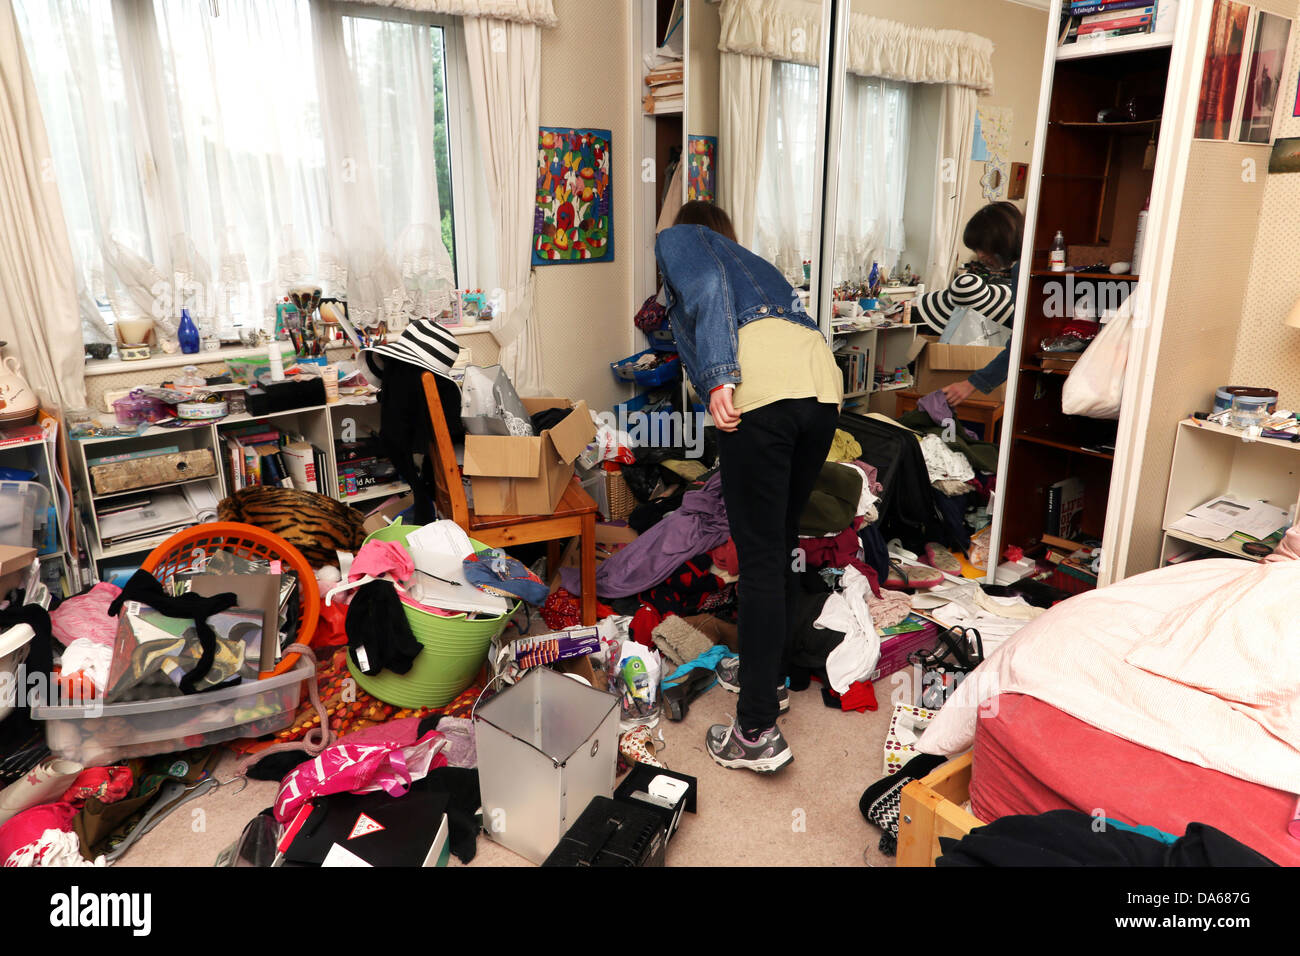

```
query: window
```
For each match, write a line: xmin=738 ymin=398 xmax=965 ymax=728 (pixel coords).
xmin=752 ymin=61 xmax=915 ymax=287
xmin=15 ymin=0 xmax=479 ymax=346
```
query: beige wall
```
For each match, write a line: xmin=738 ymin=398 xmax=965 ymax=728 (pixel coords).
xmin=848 ymin=0 xmax=1051 ymax=260
xmin=1231 ymin=13 xmax=1300 ymax=407
xmin=535 ymin=0 xmax=637 ymax=411
xmin=687 ymin=0 xmax=721 ymax=139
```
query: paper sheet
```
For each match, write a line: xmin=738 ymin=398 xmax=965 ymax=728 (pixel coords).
xmin=1184 ymin=496 xmax=1291 ymax=540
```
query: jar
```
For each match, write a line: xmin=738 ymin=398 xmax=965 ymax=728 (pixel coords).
xmin=111 ymin=390 xmax=168 ymax=426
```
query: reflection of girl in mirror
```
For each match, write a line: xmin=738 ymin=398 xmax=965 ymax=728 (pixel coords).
xmin=911 ymin=202 xmax=1024 ymax=407
xmin=655 ymin=201 xmax=841 ymax=774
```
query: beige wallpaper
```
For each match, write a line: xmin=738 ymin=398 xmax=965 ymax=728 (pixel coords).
xmin=688 ymin=0 xmax=721 ymax=139
xmin=1231 ymin=9 xmax=1300 ymax=407
xmin=534 ymin=0 xmax=637 ymax=411
xmin=1124 ymin=142 xmax=1273 ymax=575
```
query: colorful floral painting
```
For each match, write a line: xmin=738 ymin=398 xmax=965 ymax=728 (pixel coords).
xmin=533 ymin=127 xmax=613 ymax=264
xmin=687 ymin=135 xmax=716 ymax=202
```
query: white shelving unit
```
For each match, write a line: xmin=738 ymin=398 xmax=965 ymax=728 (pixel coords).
xmin=1158 ymin=419 xmax=1300 ymax=566
xmin=0 ymin=425 xmax=69 ymax=590
xmin=834 ymin=322 xmax=919 ymax=414
xmin=1056 ymin=29 xmax=1174 ymax=61
xmin=71 ymin=396 xmax=408 ymax=576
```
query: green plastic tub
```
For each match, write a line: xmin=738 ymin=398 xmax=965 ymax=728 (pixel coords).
xmin=347 ymin=521 xmax=517 ymax=708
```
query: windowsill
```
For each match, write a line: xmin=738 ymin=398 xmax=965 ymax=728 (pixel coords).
xmin=85 ymin=323 xmax=493 ymax=377
xmin=84 ymin=341 xmax=355 ymax=377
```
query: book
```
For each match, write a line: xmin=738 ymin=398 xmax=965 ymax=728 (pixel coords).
xmin=1069 ymin=0 xmax=1155 ymax=13
xmin=281 ymin=441 xmax=319 ymax=494
xmin=226 ymin=438 xmax=244 ymax=492
xmin=0 ymin=425 xmax=46 ymax=448
xmin=1080 ymin=3 xmax=1153 ymax=22
xmin=1066 ymin=23 xmax=1152 ymax=41
xmin=1078 ymin=14 xmax=1152 ymax=34
xmin=1055 ymin=477 xmax=1086 ymax=540
xmin=88 ymin=446 xmax=180 ymax=467
xmin=1044 ymin=482 xmax=1063 ymax=537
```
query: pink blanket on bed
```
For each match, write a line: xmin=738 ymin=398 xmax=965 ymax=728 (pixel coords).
xmin=972 ymin=693 xmax=1300 ymax=866
xmin=919 ymin=557 xmax=1300 ymax=795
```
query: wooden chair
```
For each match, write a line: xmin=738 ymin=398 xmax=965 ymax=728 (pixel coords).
xmin=421 ymin=372 xmax=598 ymax=625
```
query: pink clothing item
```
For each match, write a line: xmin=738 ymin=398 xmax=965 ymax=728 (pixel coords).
xmin=867 ymin=588 xmax=912 ymax=629
xmin=1264 ymin=524 xmax=1300 ymax=562
xmin=846 ymin=459 xmax=883 ymax=496
xmin=0 ymin=803 xmax=77 ymax=866
xmin=50 ymin=582 xmax=122 ymax=648
xmin=348 ymin=540 xmax=415 ymax=585
xmin=710 ymin=539 xmax=739 ymax=575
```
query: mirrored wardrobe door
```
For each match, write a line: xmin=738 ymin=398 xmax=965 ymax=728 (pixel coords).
xmin=689 ymin=0 xmax=833 ymax=321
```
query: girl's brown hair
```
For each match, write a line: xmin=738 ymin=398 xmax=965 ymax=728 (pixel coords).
xmin=962 ymin=201 xmax=1024 ymax=269
xmin=674 ymin=201 xmax=738 ymax=242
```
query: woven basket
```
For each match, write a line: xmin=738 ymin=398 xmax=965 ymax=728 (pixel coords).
xmin=606 ymin=467 xmax=637 ymax=521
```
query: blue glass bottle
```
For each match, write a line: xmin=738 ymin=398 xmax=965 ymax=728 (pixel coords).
xmin=178 ymin=308 xmax=200 ymax=354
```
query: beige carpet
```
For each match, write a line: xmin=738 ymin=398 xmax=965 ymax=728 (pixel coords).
xmin=116 ymin=676 xmax=904 ymax=867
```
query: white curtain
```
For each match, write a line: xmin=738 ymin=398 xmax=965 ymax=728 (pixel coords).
xmin=718 ymin=52 xmax=772 ymax=249
xmin=16 ymin=0 xmax=455 ymax=341
xmin=753 ymin=60 xmax=819 ymax=285
xmin=926 ymin=85 xmax=978 ymax=290
xmin=719 ymin=0 xmax=994 ymax=94
xmin=834 ymin=76 xmax=910 ymax=285
xmin=0 ymin=0 xmax=83 ymax=407
xmin=341 ymin=0 xmax=556 ymax=26
xmin=464 ymin=16 xmax=545 ymax=395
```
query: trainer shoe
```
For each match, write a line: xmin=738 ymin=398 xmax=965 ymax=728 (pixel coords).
xmin=706 ymin=717 xmax=794 ymax=773
xmin=714 ymin=656 xmax=790 ymax=712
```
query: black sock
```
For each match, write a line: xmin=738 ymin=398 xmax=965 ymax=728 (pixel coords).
xmin=345 ymin=580 xmax=422 ymax=675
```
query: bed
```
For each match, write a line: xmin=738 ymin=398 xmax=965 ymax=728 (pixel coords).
xmin=897 ymin=552 xmax=1300 ymax=867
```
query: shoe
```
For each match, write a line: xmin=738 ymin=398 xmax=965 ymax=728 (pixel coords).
xmin=714 ymin=656 xmax=789 ymax=712
xmin=620 ymin=726 xmax=666 ymax=769
xmin=885 ymin=560 xmax=944 ymax=591
xmin=662 ymin=667 xmax=716 ymax=722
xmin=706 ymin=717 xmax=793 ymax=773
xmin=922 ymin=543 xmax=962 ymax=575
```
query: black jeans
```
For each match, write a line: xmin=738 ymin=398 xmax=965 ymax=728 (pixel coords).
xmin=717 ymin=397 xmax=839 ymax=733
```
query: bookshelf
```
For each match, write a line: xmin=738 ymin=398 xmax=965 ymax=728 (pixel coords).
xmin=70 ymin=396 xmax=407 ymax=578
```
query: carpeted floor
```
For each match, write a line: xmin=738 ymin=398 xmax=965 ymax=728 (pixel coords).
xmin=115 ymin=674 xmax=906 ymax=867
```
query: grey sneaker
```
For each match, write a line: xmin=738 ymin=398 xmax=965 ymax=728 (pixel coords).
xmin=714 ymin=656 xmax=790 ymax=712
xmin=706 ymin=718 xmax=794 ymax=773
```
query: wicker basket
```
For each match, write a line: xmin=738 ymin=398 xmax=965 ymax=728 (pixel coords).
xmin=605 ymin=466 xmax=637 ymax=521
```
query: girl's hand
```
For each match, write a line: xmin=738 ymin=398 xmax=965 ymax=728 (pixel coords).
xmin=710 ymin=386 xmax=741 ymax=432
xmin=941 ymin=379 xmax=977 ymax=407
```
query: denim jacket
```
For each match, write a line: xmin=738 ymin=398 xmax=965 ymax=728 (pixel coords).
xmin=654 ymin=225 xmax=819 ymax=394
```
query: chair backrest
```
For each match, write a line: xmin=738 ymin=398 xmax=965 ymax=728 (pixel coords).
xmin=421 ymin=372 xmax=471 ymax=526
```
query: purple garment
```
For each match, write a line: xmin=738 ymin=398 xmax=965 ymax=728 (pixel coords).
xmin=917 ymin=390 xmax=978 ymax=441
xmin=561 ymin=472 xmax=730 ymax=598
xmin=846 ymin=459 xmax=883 ymax=496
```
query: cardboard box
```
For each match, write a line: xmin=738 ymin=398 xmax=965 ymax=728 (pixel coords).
xmin=913 ymin=342 xmax=1007 ymax=402
xmin=361 ymin=493 xmax=416 ymax=536
xmin=0 ymin=545 xmax=36 ymax=595
xmin=462 ymin=399 xmax=597 ymax=516
xmin=550 ymin=522 xmax=639 ymax=590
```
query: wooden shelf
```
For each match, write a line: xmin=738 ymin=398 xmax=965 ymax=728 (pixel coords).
xmin=1162 ymin=528 xmax=1265 ymax=564
xmin=1029 ymin=270 xmax=1139 ymax=281
xmin=1056 ymin=31 xmax=1172 ymax=61
xmin=1014 ymin=431 xmax=1116 ymax=461
xmin=1051 ymin=119 xmax=1160 ymax=132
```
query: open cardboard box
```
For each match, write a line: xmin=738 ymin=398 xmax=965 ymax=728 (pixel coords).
xmin=549 ymin=522 xmax=639 ymax=591
xmin=0 ymin=545 xmax=36 ymax=596
xmin=913 ymin=340 xmax=1007 ymax=402
xmin=462 ymin=399 xmax=597 ymax=516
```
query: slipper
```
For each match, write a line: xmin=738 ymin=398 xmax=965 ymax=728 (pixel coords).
xmin=886 ymin=560 xmax=944 ymax=591
xmin=922 ymin=543 xmax=962 ymax=575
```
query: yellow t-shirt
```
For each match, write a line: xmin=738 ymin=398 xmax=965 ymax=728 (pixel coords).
xmin=730 ymin=318 xmax=843 ymax=413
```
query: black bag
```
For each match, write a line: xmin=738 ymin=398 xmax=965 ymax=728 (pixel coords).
xmin=909 ymin=625 xmax=984 ymax=710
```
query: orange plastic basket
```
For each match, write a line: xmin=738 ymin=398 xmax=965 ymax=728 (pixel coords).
xmin=140 ymin=522 xmax=319 ymax=677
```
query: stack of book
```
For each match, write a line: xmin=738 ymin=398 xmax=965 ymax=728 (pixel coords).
xmin=834 ymin=346 xmax=870 ymax=395
xmin=643 ymin=1 xmax=683 ymax=115
xmin=96 ymin=491 xmax=196 ymax=550
xmin=224 ymin=425 xmax=324 ymax=494
xmin=1060 ymin=1 xmax=1156 ymax=45
xmin=335 ymin=437 xmax=398 ymax=498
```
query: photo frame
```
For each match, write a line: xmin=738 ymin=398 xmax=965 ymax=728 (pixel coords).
xmin=1238 ymin=10 xmax=1292 ymax=143
xmin=686 ymin=135 xmax=716 ymax=203
xmin=1194 ymin=0 xmax=1251 ymax=141
xmin=533 ymin=127 xmax=614 ymax=265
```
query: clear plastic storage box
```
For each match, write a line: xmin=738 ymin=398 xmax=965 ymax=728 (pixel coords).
xmin=30 ymin=658 xmax=312 ymax=764
xmin=0 ymin=481 xmax=50 ymax=551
